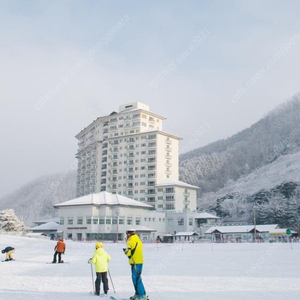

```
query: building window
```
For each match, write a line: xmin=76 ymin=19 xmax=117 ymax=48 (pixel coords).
xmin=119 ymin=217 xmax=124 ymax=225
xmin=166 ymin=204 xmax=175 ymax=210
xmin=166 ymin=187 xmax=174 ymax=193
xmin=136 ymin=217 xmax=141 ymax=225
xmin=189 ymin=218 xmax=193 ymax=226
xmin=77 ymin=216 xmax=83 ymax=225
xmin=68 ymin=217 xmax=73 ymax=225
xmin=99 ymin=217 xmax=105 ymax=225
xmin=86 ymin=216 xmax=91 ymax=224
xmin=92 ymin=217 xmax=98 ymax=225
xmin=178 ymin=218 xmax=184 ymax=226
xmin=127 ymin=217 xmax=132 ymax=225
xmin=166 ymin=195 xmax=174 ymax=201
xmin=106 ymin=217 xmax=112 ymax=225
xmin=59 ymin=217 xmax=64 ymax=225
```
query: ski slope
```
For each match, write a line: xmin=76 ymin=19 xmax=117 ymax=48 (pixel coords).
xmin=1 ymin=235 xmax=300 ymax=300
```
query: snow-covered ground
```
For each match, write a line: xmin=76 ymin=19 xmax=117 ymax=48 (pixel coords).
xmin=1 ymin=235 xmax=300 ymax=300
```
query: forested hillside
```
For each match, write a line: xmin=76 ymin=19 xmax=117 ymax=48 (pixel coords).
xmin=199 ymin=147 xmax=300 ymax=230
xmin=179 ymin=93 xmax=300 ymax=195
xmin=0 ymin=171 xmax=76 ymax=225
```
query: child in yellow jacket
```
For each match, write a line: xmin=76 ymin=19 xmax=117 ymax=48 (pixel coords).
xmin=89 ymin=242 xmax=111 ymax=296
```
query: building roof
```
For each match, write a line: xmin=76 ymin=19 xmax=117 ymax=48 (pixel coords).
xmin=194 ymin=212 xmax=220 ymax=219
xmin=205 ymin=224 xmax=279 ymax=234
xmin=156 ymin=179 xmax=199 ymax=189
xmin=133 ymin=225 xmax=157 ymax=232
xmin=33 ymin=217 xmax=60 ymax=225
xmin=175 ymin=232 xmax=198 ymax=236
xmin=53 ymin=191 xmax=154 ymax=209
xmin=29 ymin=221 xmax=59 ymax=231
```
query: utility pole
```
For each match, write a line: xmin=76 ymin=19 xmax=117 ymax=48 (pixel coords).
xmin=253 ymin=205 xmax=257 ymax=243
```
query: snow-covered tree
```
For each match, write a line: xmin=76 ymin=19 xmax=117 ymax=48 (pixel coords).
xmin=0 ymin=209 xmax=26 ymax=233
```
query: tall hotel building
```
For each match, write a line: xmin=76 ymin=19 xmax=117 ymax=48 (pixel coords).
xmin=75 ymin=102 xmax=198 ymax=212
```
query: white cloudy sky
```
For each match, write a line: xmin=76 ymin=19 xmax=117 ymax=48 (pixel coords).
xmin=0 ymin=0 xmax=300 ymax=197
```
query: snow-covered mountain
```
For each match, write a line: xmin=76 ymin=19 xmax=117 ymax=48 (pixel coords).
xmin=0 ymin=171 xmax=76 ymax=225
xmin=180 ymin=93 xmax=300 ymax=194
xmin=179 ymin=93 xmax=300 ymax=229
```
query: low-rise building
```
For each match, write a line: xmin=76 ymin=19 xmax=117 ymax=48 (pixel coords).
xmin=53 ymin=191 xmax=166 ymax=241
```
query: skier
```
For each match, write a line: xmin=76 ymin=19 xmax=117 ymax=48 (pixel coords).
xmin=52 ymin=238 xmax=66 ymax=263
xmin=123 ymin=229 xmax=148 ymax=300
xmin=89 ymin=242 xmax=111 ymax=296
xmin=2 ymin=246 xmax=15 ymax=261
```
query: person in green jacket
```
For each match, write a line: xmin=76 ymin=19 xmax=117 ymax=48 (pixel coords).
xmin=123 ymin=229 xmax=148 ymax=300
xmin=89 ymin=242 xmax=111 ymax=296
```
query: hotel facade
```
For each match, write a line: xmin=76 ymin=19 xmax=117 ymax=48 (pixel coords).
xmin=75 ymin=102 xmax=198 ymax=212
xmin=54 ymin=102 xmax=201 ymax=240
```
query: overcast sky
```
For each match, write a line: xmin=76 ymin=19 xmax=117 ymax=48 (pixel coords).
xmin=1 ymin=0 xmax=300 ymax=198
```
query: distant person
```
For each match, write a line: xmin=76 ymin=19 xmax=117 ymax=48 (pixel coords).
xmin=89 ymin=242 xmax=111 ymax=296
xmin=2 ymin=246 xmax=15 ymax=261
xmin=52 ymin=238 xmax=66 ymax=263
xmin=123 ymin=229 xmax=148 ymax=300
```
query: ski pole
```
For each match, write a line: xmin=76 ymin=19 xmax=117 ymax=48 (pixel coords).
xmin=108 ymin=269 xmax=116 ymax=293
xmin=90 ymin=261 xmax=94 ymax=294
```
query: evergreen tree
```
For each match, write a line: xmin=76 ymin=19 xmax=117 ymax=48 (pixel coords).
xmin=0 ymin=209 xmax=26 ymax=232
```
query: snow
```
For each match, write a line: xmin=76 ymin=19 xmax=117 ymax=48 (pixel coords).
xmin=54 ymin=192 xmax=153 ymax=208
xmin=1 ymin=235 xmax=300 ymax=300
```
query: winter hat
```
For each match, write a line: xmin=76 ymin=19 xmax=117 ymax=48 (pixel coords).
xmin=126 ymin=229 xmax=136 ymax=236
xmin=1 ymin=250 xmax=5 ymax=253
xmin=95 ymin=242 xmax=103 ymax=249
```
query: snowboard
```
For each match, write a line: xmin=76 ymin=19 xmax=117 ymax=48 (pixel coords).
xmin=2 ymin=259 xmax=15 ymax=262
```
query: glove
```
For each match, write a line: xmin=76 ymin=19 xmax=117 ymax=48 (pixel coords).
xmin=123 ymin=248 xmax=129 ymax=255
xmin=88 ymin=258 xmax=92 ymax=264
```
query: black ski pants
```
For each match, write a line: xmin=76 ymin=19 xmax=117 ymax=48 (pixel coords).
xmin=52 ymin=251 xmax=62 ymax=263
xmin=95 ymin=271 xmax=109 ymax=294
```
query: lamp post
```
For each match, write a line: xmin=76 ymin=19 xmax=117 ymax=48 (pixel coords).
xmin=253 ymin=205 xmax=257 ymax=243
xmin=115 ymin=207 xmax=120 ymax=243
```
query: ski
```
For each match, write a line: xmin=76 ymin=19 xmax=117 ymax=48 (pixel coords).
xmin=46 ymin=262 xmax=69 ymax=264
xmin=109 ymin=297 xmax=130 ymax=300
xmin=110 ymin=297 xmax=149 ymax=300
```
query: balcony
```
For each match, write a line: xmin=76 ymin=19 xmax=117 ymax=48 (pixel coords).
xmin=147 ymin=166 xmax=156 ymax=172
xmin=148 ymin=143 xmax=156 ymax=148
xmin=165 ymin=147 xmax=172 ymax=152
xmin=147 ymin=159 xmax=156 ymax=164
xmin=148 ymin=174 xmax=156 ymax=179
xmin=166 ymin=138 xmax=172 ymax=144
